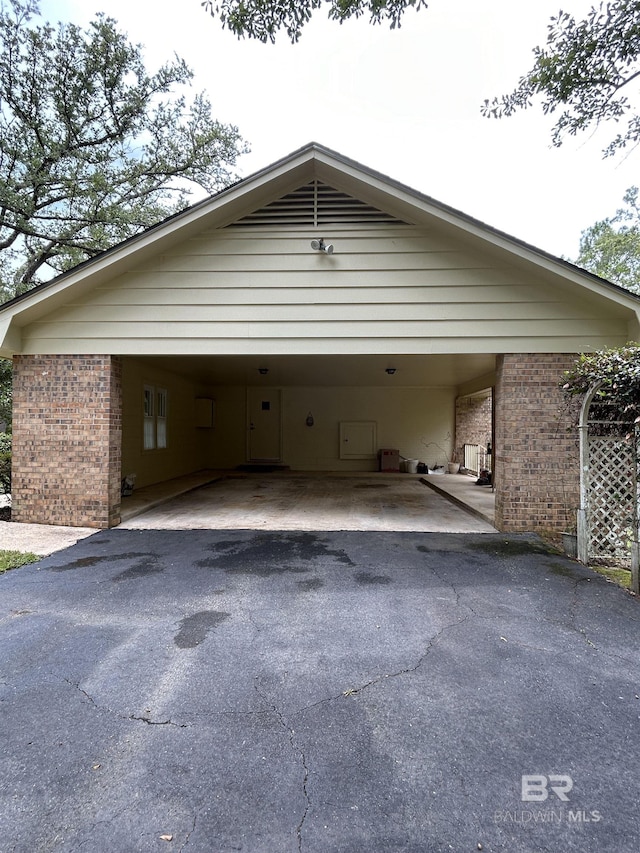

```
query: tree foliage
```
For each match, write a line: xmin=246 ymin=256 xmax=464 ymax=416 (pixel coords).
xmin=482 ymin=1 xmax=640 ymax=157
xmin=0 ymin=0 xmax=248 ymax=299
xmin=576 ymin=186 xmax=640 ymax=293
xmin=562 ymin=344 xmax=640 ymax=424
xmin=0 ymin=358 xmax=10 ymax=430
xmin=201 ymin=0 xmax=427 ymax=43
xmin=0 ymin=430 xmax=10 ymax=496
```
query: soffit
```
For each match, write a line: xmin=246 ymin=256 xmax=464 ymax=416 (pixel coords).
xmin=135 ymin=353 xmax=496 ymax=390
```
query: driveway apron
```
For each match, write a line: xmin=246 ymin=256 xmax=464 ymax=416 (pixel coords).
xmin=1 ymin=529 xmax=638 ymax=853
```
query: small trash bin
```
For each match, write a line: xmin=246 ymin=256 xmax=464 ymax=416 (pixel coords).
xmin=405 ymin=459 xmax=419 ymax=473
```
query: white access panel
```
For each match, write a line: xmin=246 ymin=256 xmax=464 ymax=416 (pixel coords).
xmin=339 ymin=421 xmax=377 ymax=459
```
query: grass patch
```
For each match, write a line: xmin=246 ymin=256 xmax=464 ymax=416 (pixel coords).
xmin=589 ymin=564 xmax=631 ymax=590
xmin=0 ymin=549 xmax=40 ymax=573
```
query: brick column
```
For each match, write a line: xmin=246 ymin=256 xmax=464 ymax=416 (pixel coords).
xmin=494 ymin=354 xmax=579 ymax=534
xmin=12 ymin=355 xmax=122 ymax=528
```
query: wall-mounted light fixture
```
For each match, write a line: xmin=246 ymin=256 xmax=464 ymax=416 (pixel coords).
xmin=306 ymin=412 xmax=314 ymax=427
xmin=258 ymin=368 xmax=269 ymax=375
xmin=385 ymin=368 xmax=397 ymax=375
xmin=310 ymin=238 xmax=334 ymax=255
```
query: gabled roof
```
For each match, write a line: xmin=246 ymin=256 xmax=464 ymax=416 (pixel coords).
xmin=1 ymin=141 xmax=639 ymax=357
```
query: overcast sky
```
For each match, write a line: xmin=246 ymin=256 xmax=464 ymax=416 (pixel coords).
xmin=41 ymin=0 xmax=639 ymax=260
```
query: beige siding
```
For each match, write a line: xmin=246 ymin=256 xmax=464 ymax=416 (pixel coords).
xmin=19 ymin=225 xmax=631 ymax=354
xmin=121 ymin=358 xmax=211 ymax=489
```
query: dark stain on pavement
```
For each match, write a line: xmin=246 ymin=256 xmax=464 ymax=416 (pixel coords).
xmin=50 ymin=555 xmax=105 ymax=571
xmin=464 ymin=537 xmax=555 ymax=557
xmin=49 ymin=552 xmax=157 ymax=573
xmin=353 ymin=483 xmax=390 ymax=490
xmin=174 ymin=611 xmax=230 ymax=648
xmin=196 ymin=532 xmax=354 ymax=576
xmin=112 ymin=557 xmax=163 ymax=582
xmin=354 ymin=571 xmax=392 ymax=585
xmin=547 ymin=561 xmax=584 ymax=579
xmin=297 ymin=577 xmax=324 ymax=592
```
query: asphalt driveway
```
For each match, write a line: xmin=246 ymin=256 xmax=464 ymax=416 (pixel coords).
xmin=1 ymin=529 xmax=639 ymax=852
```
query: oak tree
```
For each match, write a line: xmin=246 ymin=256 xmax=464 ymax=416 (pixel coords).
xmin=201 ymin=0 xmax=428 ymax=43
xmin=0 ymin=0 xmax=247 ymax=299
xmin=482 ymin=1 xmax=640 ymax=157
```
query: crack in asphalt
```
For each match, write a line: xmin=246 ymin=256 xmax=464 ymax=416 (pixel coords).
xmin=254 ymin=682 xmax=311 ymax=852
xmin=69 ymin=802 xmax=138 ymax=852
xmin=64 ymin=679 xmax=189 ymax=728
xmin=427 ymin=561 xmax=478 ymax=617
xmin=428 ymin=552 xmax=635 ymax=668
xmin=178 ymin=814 xmax=198 ymax=852
xmin=337 ymin=612 xmax=471 ymax=699
xmin=129 ymin=714 xmax=189 ymax=728
xmin=568 ymin=576 xmax=600 ymax=650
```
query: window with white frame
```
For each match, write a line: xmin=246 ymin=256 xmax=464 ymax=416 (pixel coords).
xmin=143 ymin=385 xmax=168 ymax=450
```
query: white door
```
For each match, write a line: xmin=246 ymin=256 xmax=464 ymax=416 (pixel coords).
xmin=247 ymin=388 xmax=282 ymax=461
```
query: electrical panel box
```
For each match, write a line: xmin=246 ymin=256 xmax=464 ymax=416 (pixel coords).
xmin=339 ymin=421 xmax=377 ymax=459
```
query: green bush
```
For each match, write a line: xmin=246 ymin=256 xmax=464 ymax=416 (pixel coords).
xmin=0 ymin=432 xmax=10 ymax=496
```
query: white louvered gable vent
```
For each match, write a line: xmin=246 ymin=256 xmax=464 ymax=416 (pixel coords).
xmin=231 ymin=181 xmax=407 ymax=227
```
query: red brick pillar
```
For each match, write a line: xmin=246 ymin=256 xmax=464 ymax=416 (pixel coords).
xmin=12 ymin=355 xmax=122 ymax=528
xmin=494 ymin=354 xmax=579 ymax=534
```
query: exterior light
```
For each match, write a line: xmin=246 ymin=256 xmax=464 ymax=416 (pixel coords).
xmin=310 ymin=238 xmax=334 ymax=254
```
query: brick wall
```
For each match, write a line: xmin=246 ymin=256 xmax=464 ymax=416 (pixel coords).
xmin=455 ymin=391 xmax=492 ymax=464
xmin=12 ymin=355 xmax=122 ymax=528
xmin=494 ymin=353 xmax=579 ymax=533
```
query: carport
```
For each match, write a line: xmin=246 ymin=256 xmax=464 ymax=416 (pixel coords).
xmin=120 ymin=351 xmax=495 ymax=486
xmin=2 ymin=143 xmax=640 ymax=534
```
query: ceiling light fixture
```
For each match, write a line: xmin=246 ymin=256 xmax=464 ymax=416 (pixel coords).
xmin=258 ymin=368 xmax=269 ymax=375
xmin=310 ymin=238 xmax=334 ymax=255
xmin=385 ymin=368 xmax=397 ymax=375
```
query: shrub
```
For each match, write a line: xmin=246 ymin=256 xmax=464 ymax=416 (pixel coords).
xmin=0 ymin=432 xmax=10 ymax=496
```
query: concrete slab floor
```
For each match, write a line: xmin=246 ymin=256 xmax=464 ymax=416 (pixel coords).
xmin=120 ymin=474 xmax=497 ymax=533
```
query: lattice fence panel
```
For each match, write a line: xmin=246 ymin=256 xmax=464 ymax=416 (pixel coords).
xmin=587 ymin=436 xmax=636 ymax=560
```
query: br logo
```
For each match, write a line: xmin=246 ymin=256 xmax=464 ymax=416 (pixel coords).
xmin=521 ymin=774 xmax=573 ymax=802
